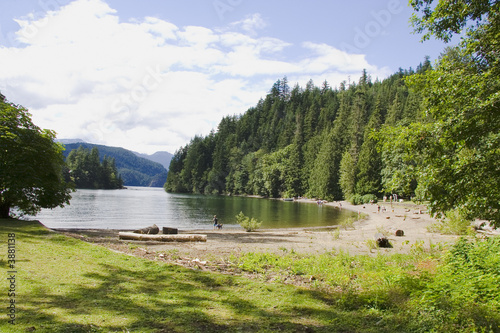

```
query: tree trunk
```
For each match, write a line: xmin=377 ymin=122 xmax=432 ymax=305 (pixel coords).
xmin=0 ymin=203 xmax=10 ymax=219
xmin=119 ymin=232 xmax=207 ymax=242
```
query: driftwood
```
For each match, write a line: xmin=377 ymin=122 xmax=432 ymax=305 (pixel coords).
xmin=374 ymin=233 xmax=392 ymax=248
xmin=162 ymin=227 xmax=178 ymax=234
xmin=133 ymin=224 xmax=159 ymax=234
xmin=119 ymin=232 xmax=206 ymax=242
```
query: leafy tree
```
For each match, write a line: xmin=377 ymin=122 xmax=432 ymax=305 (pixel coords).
xmin=225 ymin=147 xmax=248 ymax=195
xmin=393 ymin=0 xmax=500 ymax=226
xmin=410 ymin=0 xmax=497 ymax=42
xmin=376 ymin=125 xmax=419 ymax=198
xmin=0 ymin=95 xmax=72 ymax=218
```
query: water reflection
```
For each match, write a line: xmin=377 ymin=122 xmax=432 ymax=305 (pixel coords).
xmin=35 ymin=187 xmax=355 ymax=230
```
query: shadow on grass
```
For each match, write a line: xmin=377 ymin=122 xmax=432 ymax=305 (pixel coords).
xmin=18 ymin=263 xmax=414 ymax=332
xmin=1 ymin=219 xmax=410 ymax=332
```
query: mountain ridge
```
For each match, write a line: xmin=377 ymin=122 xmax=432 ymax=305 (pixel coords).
xmin=57 ymin=139 xmax=173 ymax=170
xmin=59 ymin=141 xmax=170 ymax=187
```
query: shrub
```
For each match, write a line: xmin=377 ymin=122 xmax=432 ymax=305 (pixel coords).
xmin=348 ymin=194 xmax=378 ymax=205
xmin=428 ymin=209 xmax=474 ymax=235
xmin=339 ymin=217 xmax=355 ymax=230
xmin=348 ymin=194 xmax=363 ymax=205
xmin=236 ymin=211 xmax=262 ymax=232
xmin=408 ymin=236 xmax=500 ymax=331
xmin=361 ymin=194 xmax=377 ymax=204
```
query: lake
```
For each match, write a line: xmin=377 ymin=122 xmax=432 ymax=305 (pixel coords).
xmin=34 ymin=187 xmax=356 ymax=230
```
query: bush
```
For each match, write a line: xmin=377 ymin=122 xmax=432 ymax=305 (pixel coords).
xmin=361 ymin=194 xmax=377 ymax=204
xmin=348 ymin=194 xmax=363 ymax=205
xmin=348 ymin=194 xmax=378 ymax=205
xmin=408 ymin=236 xmax=500 ymax=331
xmin=339 ymin=217 xmax=355 ymax=230
xmin=236 ymin=211 xmax=262 ymax=232
xmin=428 ymin=209 xmax=474 ymax=235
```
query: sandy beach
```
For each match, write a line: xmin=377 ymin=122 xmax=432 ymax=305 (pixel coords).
xmin=154 ymin=199 xmax=461 ymax=256
xmin=57 ymin=198 xmax=464 ymax=270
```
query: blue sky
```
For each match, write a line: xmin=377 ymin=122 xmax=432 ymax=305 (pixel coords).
xmin=0 ymin=0 xmax=450 ymax=154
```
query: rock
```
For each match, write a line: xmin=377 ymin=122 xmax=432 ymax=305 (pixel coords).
xmin=395 ymin=230 xmax=404 ymax=237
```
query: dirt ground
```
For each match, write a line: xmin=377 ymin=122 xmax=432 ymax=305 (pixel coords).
xmin=54 ymin=199 xmax=470 ymax=273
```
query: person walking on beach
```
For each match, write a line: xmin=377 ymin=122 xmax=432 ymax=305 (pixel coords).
xmin=213 ymin=215 xmax=218 ymax=230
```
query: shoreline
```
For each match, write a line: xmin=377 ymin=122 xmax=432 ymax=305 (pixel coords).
xmin=54 ymin=198 xmax=463 ymax=258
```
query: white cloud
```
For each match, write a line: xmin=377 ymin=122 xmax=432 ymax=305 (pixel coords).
xmin=230 ymin=13 xmax=267 ymax=35
xmin=0 ymin=0 xmax=390 ymax=154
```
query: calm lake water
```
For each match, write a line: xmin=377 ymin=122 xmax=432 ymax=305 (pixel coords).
xmin=34 ymin=187 xmax=355 ymax=230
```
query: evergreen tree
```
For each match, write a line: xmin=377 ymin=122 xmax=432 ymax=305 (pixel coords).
xmin=355 ymin=97 xmax=384 ymax=195
xmin=164 ymin=67 xmax=427 ymax=204
xmin=339 ymin=150 xmax=356 ymax=199
xmin=65 ymin=146 xmax=123 ymax=189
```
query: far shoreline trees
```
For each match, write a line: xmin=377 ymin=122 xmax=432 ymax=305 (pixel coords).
xmin=164 ymin=68 xmax=425 ymax=201
xmin=165 ymin=0 xmax=499 ymax=228
xmin=65 ymin=146 xmax=123 ymax=190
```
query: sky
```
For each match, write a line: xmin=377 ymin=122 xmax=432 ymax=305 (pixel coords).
xmin=0 ymin=0 xmax=450 ymax=154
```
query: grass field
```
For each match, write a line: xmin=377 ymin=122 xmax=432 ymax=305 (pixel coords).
xmin=1 ymin=219 xmax=499 ymax=332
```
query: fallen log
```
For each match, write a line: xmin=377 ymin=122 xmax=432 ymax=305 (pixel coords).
xmin=119 ymin=232 xmax=206 ymax=242
xmin=133 ymin=224 xmax=159 ymax=234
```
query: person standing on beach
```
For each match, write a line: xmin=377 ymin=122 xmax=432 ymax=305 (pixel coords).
xmin=213 ymin=215 xmax=218 ymax=229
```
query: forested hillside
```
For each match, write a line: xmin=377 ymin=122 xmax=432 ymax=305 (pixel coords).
xmin=64 ymin=143 xmax=168 ymax=187
xmin=65 ymin=146 xmax=123 ymax=189
xmin=165 ymin=62 xmax=431 ymax=201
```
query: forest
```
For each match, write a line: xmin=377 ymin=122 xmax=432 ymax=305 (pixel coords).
xmin=165 ymin=29 xmax=499 ymax=229
xmin=164 ymin=63 xmax=430 ymax=201
xmin=63 ymin=143 xmax=168 ymax=187
xmin=65 ymin=146 xmax=123 ymax=189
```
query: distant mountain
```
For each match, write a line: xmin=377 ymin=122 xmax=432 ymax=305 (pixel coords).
xmin=58 ymin=138 xmax=86 ymax=144
xmin=134 ymin=151 xmax=173 ymax=170
xmin=62 ymin=142 xmax=168 ymax=187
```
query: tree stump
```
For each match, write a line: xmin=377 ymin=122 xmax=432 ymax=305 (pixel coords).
xmin=162 ymin=227 xmax=178 ymax=234
xmin=374 ymin=233 xmax=392 ymax=248
xmin=133 ymin=224 xmax=159 ymax=234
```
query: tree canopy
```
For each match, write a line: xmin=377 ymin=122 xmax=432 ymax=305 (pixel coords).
xmin=379 ymin=0 xmax=500 ymax=226
xmin=165 ymin=0 xmax=499 ymax=228
xmin=63 ymin=143 xmax=168 ymax=187
xmin=164 ymin=68 xmax=425 ymax=201
xmin=65 ymin=145 xmax=123 ymax=189
xmin=0 ymin=94 xmax=73 ymax=218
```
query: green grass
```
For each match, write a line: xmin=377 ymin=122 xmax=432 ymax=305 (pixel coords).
xmin=1 ymin=219 xmax=499 ymax=332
